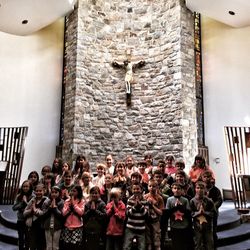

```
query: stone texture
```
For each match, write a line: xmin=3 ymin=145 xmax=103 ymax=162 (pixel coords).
xmin=62 ymin=0 xmax=197 ymax=169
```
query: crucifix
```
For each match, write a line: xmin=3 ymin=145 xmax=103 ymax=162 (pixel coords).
xmin=112 ymin=59 xmax=145 ymax=106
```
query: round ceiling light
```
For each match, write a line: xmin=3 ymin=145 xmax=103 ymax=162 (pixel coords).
xmin=228 ymin=11 xmax=235 ymax=16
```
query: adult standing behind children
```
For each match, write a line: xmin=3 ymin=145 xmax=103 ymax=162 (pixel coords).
xmin=189 ymin=155 xmax=215 ymax=186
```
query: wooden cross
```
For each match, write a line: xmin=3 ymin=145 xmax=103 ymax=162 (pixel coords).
xmin=112 ymin=59 xmax=145 ymax=106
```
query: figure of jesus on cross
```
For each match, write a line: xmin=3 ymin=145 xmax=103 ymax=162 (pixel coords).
xmin=112 ymin=59 xmax=145 ymax=105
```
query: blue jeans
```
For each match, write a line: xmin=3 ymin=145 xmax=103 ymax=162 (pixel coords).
xmin=123 ymin=228 xmax=145 ymax=250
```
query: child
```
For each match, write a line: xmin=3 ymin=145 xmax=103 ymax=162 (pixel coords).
xmin=23 ymin=183 xmax=48 ymax=250
xmin=106 ymin=154 xmax=115 ymax=175
xmin=39 ymin=165 xmax=52 ymax=184
xmin=60 ymin=185 xmax=85 ymax=250
xmin=175 ymin=170 xmax=194 ymax=200
xmin=100 ymin=173 xmax=113 ymax=204
xmin=55 ymin=161 xmax=71 ymax=185
xmin=125 ymin=155 xmax=138 ymax=178
xmin=137 ymin=161 xmax=149 ymax=184
xmin=113 ymin=162 xmax=128 ymax=201
xmin=106 ymin=188 xmax=126 ymax=250
xmin=72 ymin=155 xmax=86 ymax=182
xmin=80 ymin=171 xmax=94 ymax=202
xmin=12 ymin=180 xmax=35 ymax=250
xmin=144 ymin=179 xmax=164 ymax=250
xmin=42 ymin=186 xmax=64 ymax=250
xmin=153 ymin=169 xmax=171 ymax=204
xmin=92 ymin=163 xmax=106 ymax=189
xmin=123 ymin=182 xmax=149 ymax=250
xmin=28 ymin=171 xmax=39 ymax=189
xmin=83 ymin=186 xmax=107 ymax=250
xmin=126 ymin=172 xmax=148 ymax=200
xmin=166 ymin=182 xmax=193 ymax=250
xmin=190 ymin=181 xmax=215 ymax=250
xmin=59 ymin=170 xmax=75 ymax=201
xmin=144 ymin=154 xmax=154 ymax=178
xmin=165 ymin=155 xmax=176 ymax=176
xmin=201 ymin=171 xmax=222 ymax=248
xmin=42 ymin=173 xmax=55 ymax=197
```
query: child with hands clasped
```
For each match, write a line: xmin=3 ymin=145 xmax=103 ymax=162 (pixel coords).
xmin=144 ymin=179 xmax=164 ymax=250
xmin=23 ymin=183 xmax=48 ymax=250
xmin=166 ymin=182 xmax=193 ymax=250
xmin=123 ymin=182 xmax=149 ymax=250
xmin=83 ymin=186 xmax=107 ymax=250
xmin=106 ymin=188 xmax=126 ymax=250
xmin=12 ymin=180 xmax=35 ymax=250
xmin=60 ymin=185 xmax=85 ymax=250
xmin=42 ymin=186 xmax=64 ymax=250
xmin=190 ymin=181 xmax=215 ymax=250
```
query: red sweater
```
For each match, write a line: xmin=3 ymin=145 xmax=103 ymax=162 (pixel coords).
xmin=106 ymin=200 xmax=126 ymax=236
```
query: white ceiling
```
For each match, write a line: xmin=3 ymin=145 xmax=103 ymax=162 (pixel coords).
xmin=0 ymin=0 xmax=76 ymax=36
xmin=186 ymin=0 xmax=250 ymax=28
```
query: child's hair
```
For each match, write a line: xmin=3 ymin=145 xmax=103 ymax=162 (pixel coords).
xmin=201 ymin=170 xmax=213 ymax=178
xmin=62 ymin=161 xmax=71 ymax=170
xmin=132 ymin=181 xmax=142 ymax=190
xmin=52 ymin=158 xmax=63 ymax=175
xmin=131 ymin=171 xmax=142 ymax=181
xmin=76 ymin=154 xmax=86 ymax=162
xmin=157 ymin=160 xmax=166 ymax=167
xmin=110 ymin=187 xmax=122 ymax=198
xmin=115 ymin=161 xmax=125 ymax=174
xmin=193 ymin=155 xmax=206 ymax=168
xmin=165 ymin=155 xmax=175 ymax=161
xmin=96 ymin=163 xmax=106 ymax=171
xmin=148 ymin=179 xmax=157 ymax=186
xmin=171 ymin=182 xmax=182 ymax=189
xmin=153 ymin=169 xmax=163 ymax=177
xmin=34 ymin=183 xmax=45 ymax=191
xmin=83 ymin=161 xmax=90 ymax=172
xmin=17 ymin=180 xmax=33 ymax=201
xmin=144 ymin=154 xmax=152 ymax=160
xmin=195 ymin=181 xmax=206 ymax=189
xmin=72 ymin=185 xmax=83 ymax=200
xmin=63 ymin=170 xmax=72 ymax=178
xmin=41 ymin=165 xmax=51 ymax=173
xmin=137 ymin=161 xmax=147 ymax=168
xmin=82 ymin=171 xmax=91 ymax=179
xmin=175 ymin=170 xmax=186 ymax=177
xmin=28 ymin=171 xmax=39 ymax=186
xmin=175 ymin=160 xmax=185 ymax=169
xmin=90 ymin=186 xmax=101 ymax=194
xmin=50 ymin=186 xmax=62 ymax=200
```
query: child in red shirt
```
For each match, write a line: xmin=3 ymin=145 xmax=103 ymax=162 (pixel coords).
xmin=106 ymin=188 xmax=126 ymax=250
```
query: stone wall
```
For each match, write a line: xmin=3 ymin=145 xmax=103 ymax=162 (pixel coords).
xmin=62 ymin=0 xmax=197 ymax=168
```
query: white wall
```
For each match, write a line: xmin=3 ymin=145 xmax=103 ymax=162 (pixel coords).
xmin=202 ymin=17 xmax=250 ymax=190
xmin=0 ymin=19 xmax=64 ymax=183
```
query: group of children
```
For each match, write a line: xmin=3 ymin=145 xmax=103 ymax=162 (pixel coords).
xmin=12 ymin=154 xmax=222 ymax=250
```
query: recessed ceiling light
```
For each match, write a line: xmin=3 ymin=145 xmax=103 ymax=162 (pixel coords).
xmin=22 ymin=20 xmax=28 ymax=24
xmin=228 ymin=11 xmax=235 ymax=16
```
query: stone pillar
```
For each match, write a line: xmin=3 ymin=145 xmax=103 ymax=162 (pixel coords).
xmin=62 ymin=0 xmax=197 ymax=168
